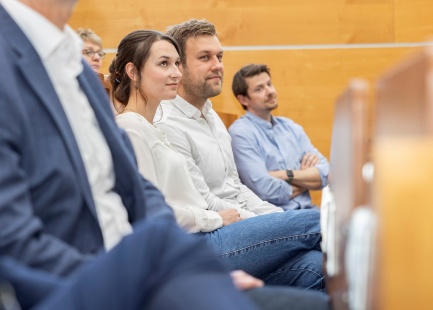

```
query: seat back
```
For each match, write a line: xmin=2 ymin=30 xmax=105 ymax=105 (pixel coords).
xmin=372 ymin=46 xmax=433 ymax=310
xmin=216 ymin=111 xmax=238 ymax=129
xmin=323 ymin=79 xmax=370 ymax=310
xmin=375 ymin=46 xmax=433 ymax=137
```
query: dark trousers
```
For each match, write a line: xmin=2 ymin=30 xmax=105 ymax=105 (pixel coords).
xmin=0 ymin=219 xmax=257 ymax=310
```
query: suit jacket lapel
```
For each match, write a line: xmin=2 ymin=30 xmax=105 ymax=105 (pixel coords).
xmin=0 ymin=6 xmax=98 ymax=221
xmin=78 ymin=71 xmax=145 ymax=221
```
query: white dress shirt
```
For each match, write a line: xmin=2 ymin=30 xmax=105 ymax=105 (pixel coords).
xmin=116 ymin=112 xmax=223 ymax=232
xmin=2 ymin=0 xmax=132 ymax=251
xmin=157 ymin=96 xmax=283 ymax=218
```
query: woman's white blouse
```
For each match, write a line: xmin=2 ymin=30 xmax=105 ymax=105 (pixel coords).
xmin=116 ymin=112 xmax=223 ymax=232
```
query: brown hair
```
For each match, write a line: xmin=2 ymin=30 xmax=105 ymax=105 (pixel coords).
xmin=232 ymin=64 xmax=271 ymax=110
xmin=165 ymin=19 xmax=217 ymax=65
xmin=108 ymin=30 xmax=180 ymax=111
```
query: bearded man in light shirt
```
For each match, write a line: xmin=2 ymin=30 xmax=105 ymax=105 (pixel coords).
xmin=157 ymin=19 xmax=325 ymax=290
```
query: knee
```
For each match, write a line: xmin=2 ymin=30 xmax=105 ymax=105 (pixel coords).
xmin=291 ymin=251 xmax=325 ymax=291
xmin=133 ymin=219 xmax=227 ymax=273
xmin=280 ymin=209 xmax=321 ymax=233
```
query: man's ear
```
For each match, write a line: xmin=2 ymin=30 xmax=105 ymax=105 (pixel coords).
xmin=237 ymin=94 xmax=249 ymax=108
xmin=125 ymin=62 xmax=138 ymax=82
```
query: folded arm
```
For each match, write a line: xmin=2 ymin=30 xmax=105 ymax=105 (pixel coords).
xmin=269 ymin=153 xmax=323 ymax=190
xmin=268 ymin=127 xmax=329 ymax=191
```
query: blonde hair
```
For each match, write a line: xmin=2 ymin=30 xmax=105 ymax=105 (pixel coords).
xmin=76 ymin=28 xmax=103 ymax=48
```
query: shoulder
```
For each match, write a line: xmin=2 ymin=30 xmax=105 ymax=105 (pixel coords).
xmin=116 ymin=112 xmax=143 ymax=128
xmin=158 ymin=100 xmax=177 ymax=119
xmin=275 ymin=115 xmax=294 ymax=124
xmin=275 ymin=116 xmax=304 ymax=131
xmin=228 ymin=115 xmax=249 ymax=134
xmin=157 ymin=101 xmax=190 ymax=135
xmin=158 ymin=101 xmax=185 ymax=126
xmin=0 ymin=37 xmax=31 ymax=122
xmin=229 ymin=117 xmax=259 ymax=144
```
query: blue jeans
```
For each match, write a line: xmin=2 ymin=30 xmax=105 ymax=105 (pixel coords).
xmin=196 ymin=209 xmax=324 ymax=291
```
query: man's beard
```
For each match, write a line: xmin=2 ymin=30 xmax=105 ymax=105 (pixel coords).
xmin=266 ymin=96 xmax=278 ymax=110
xmin=183 ymin=78 xmax=223 ymax=100
xmin=202 ymin=79 xmax=223 ymax=99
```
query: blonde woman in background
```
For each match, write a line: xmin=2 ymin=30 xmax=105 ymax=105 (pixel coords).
xmin=77 ymin=28 xmax=105 ymax=73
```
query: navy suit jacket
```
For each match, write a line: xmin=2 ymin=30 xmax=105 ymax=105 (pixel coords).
xmin=0 ymin=5 xmax=174 ymax=276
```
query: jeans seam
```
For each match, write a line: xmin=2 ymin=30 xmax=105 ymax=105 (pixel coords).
xmin=290 ymin=268 xmax=325 ymax=290
xmin=267 ymin=267 xmax=325 ymax=289
xmin=286 ymin=268 xmax=323 ymax=279
xmin=219 ymin=232 xmax=321 ymax=256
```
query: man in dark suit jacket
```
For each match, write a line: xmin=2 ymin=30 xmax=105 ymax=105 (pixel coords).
xmin=0 ymin=0 xmax=174 ymax=276
xmin=0 ymin=0 xmax=256 ymax=309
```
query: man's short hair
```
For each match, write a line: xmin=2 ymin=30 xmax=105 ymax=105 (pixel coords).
xmin=165 ymin=19 xmax=217 ymax=65
xmin=232 ymin=64 xmax=271 ymax=110
xmin=76 ymin=28 xmax=103 ymax=48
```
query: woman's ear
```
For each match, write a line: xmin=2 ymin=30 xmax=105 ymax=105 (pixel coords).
xmin=125 ymin=62 xmax=138 ymax=82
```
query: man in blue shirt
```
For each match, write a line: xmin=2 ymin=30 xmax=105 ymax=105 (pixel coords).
xmin=229 ymin=64 xmax=329 ymax=210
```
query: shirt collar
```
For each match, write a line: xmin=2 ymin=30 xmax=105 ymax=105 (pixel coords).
xmin=1 ymin=0 xmax=83 ymax=67
xmin=202 ymin=99 xmax=213 ymax=116
xmin=173 ymin=95 xmax=213 ymax=120
xmin=245 ymin=111 xmax=277 ymax=128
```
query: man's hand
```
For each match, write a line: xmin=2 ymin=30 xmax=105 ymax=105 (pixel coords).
xmin=291 ymin=184 xmax=307 ymax=198
xmin=301 ymin=153 xmax=319 ymax=170
xmin=218 ymin=209 xmax=242 ymax=226
xmin=230 ymin=270 xmax=264 ymax=290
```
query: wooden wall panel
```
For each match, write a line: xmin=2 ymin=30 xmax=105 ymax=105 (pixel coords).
xmin=69 ymin=0 xmax=396 ymax=47
xmin=395 ymin=0 xmax=433 ymax=43
xmin=70 ymin=0 xmax=433 ymax=47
